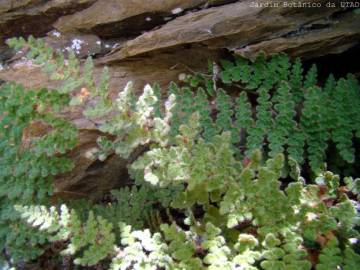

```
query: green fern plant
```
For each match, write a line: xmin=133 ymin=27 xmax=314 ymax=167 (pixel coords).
xmin=14 ymin=143 xmax=360 ymax=270
xmin=1 ymin=36 xmax=360 ymax=270
xmin=171 ymin=54 xmax=360 ymax=173
xmin=110 ymin=222 xmax=171 ymax=270
xmin=0 ymin=82 xmax=77 ymax=262
xmin=15 ymin=204 xmax=115 ymax=266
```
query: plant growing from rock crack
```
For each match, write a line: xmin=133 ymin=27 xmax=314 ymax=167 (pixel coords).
xmin=0 ymin=36 xmax=359 ymax=270
xmin=174 ymin=54 xmax=360 ymax=174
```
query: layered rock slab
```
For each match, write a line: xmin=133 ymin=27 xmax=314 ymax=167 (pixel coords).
xmin=0 ymin=0 xmax=96 ymax=40
xmin=101 ymin=0 xmax=360 ymax=63
xmin=54 ymin=0 xmax=209 ymax=37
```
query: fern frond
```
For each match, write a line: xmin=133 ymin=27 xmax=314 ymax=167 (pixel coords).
xmin=301 ymin=86 xmax=330 ymax=172
xmin=246 ymin=87 xmax=272 ymax=155
xmin=303 ymin=64 xmax=318 ymax=89
xmin=194 ymin=87 xmax=216 ymax=141
xmin=268 ymin=81 xmax=296 ymax=157
xmin=331 ymin=78 xmax=356 ymax=163
xmin=215 ymin=89 xmax=235 ymax=141
xmin=289 ymin=57 xmax=304 ymax=103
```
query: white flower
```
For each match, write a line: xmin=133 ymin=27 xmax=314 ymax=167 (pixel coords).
xmin=52 ymin=31 xmax=61 ymax=37
xmin=178 ymin=73 xmax=186 ymax=81
xmin=349 ymin=238 xmax=359 ymax=244
xmin=84 ymin=147 xmax=99 ymax=159
xmin=306 ymin=212 xmax=317 ymax=221
xmin=70 ymin=39 xmax=84 ymax=54
xmin=172 ymin=7 xmax=183 ymax=14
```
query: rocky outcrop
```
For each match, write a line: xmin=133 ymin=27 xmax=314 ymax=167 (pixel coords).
xmin=54 ymin=0 xmax=209 ymax=37
xmin=0 ymin=0 xmax=359 ymax=200
xmin=101 ymin=0 xmax=360 ymax=62
xmin=1 ymin=0 xmax=358 ymax=63
xmin=234 ymin=10 xmax=360 ymax=60
xmin=0 ymin=0 xmax=96 ymax=40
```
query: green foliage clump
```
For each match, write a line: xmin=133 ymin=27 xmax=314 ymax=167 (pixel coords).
xmin=0 ymin=82 xmax=77 ymax=262
xmin=128 ymin=114 xmax=360 ymax=269
xmin=0 ymin=83 xmax=75 ymax=202
xmin=173 ymin=54 xmax=360 ymax=174
xmin=15 ymin=205 xmax=115 ymax=266
xmin=92 ymin=184 xmax=181 ymax=231
xmin=95 ymin=81 xmax=176 ymax=159
xmin=15 ymin=147 xmax=360 ymax=269
xmin=0 ymin=36 xmax=359 ymax=270
xmin=110 ymin=222 xmax=171 ymax=270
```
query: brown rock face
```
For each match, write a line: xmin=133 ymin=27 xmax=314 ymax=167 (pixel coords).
xmin=0 ymin=0 xmax=96 ymax=40
xmin=54 ymin=0 xmax=208 ymax=37
xmin=101 ymin=0 xmax=360 ymax=62
xmin=234 ymin=10 xmax=360 ymax=60
xmin=53 ymin=130 xmax=132 ymax=200
xmin=0 ymin=0 xmax=359 ymax=200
